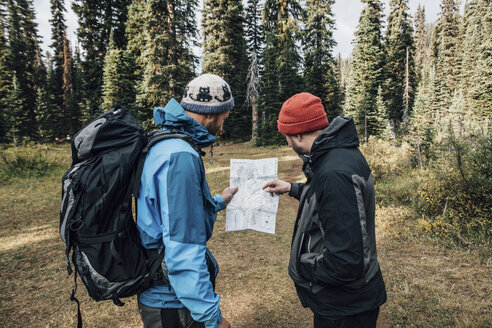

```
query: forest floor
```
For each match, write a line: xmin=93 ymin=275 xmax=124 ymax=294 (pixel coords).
xmin=0 ymin=142 xmax=490 ymax=327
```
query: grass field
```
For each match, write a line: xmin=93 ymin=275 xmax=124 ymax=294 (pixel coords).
xmin=0 ymin=142 xmax=490 ymax=327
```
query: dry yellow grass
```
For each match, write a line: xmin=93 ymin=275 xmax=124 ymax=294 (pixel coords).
xmin=0 ymin=142 xmax=490 ymax=327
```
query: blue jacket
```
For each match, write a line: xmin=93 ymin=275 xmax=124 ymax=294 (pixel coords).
xmin=137 ymin=99 xmax=225 ymax=328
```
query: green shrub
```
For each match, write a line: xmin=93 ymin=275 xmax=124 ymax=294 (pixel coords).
xmin=375 ymin=170 xmax=423 ymax=207
xmin=0 ymin=144 xmax=69 ymax=183
xmin=415 ymin=133 xmax=492 ymax=246
xmin=360 ymin=137 xmax=413 ymax=181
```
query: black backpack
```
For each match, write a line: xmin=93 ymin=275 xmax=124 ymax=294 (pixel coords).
xmin=60 ymin=106 xmax=202 ymax=327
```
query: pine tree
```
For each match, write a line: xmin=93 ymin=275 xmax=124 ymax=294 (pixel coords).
xmin=245 ymin=0 xmax=264 ymax=141
xmin=374 ymin=86 xmax=390 ymax=138
xmin=257 ymin=0 xmax=303 ymax=145
xmin=274 ymin=0 xmax=303 ymax=102
xmin=44 ymin=51 xmax=60 ymax=139
xmin=62 ymin=35 xmax=81 ymax=136
xmin=6 ymin=0 xmax=41 ymax=141
xmin=0 ymin=0 xmax=11 ymax=143
xmin=34 ymin=84 xmax=52 ymax=142
xmin=432 ymin=0 xmax=461 ymax=114
xmin=49 ymin=0 xmax=78 ymax=138
xmin=6 ymin=76 xmax=26 ymax=144
xmin=344 ymin=0 xmax=385 ymax=142
xmin=108 ymin=0 xmax=132 ymax=49
xmin=72 ymin=0 xmax=105 ymax=118
xmin=245 ymin=0 xmax=264 ymax=60
xmin=122 ymin=0 xmax=147 ymax=118
xmin=473 ymin=0 xmax=492 ymax=119
xmin=72 ymin=0 xmax=131 ymax=119
xmin=102 ymin=33 xmax=122 ymax=111
xmin=49 ymin=0 xmax=65 ymax=113
xmin=33 ymin=39 xmax=47 ymax=92
xmin=302 ymin=0 xmax=341 ymax=119
xmin=125 ymin=0 xmax=147 ymax=68
xmin=102 ymin=31 xmax=136 ymax=112
xmin=414 ymin=4 xmax=427 ymax=85
xmin=32 ymin=39 xmax=49 ymax=141
xmin=72 ymin=45 xmax=84 ymax=125
xmin=138 ymin=0 xmax=198 ymax=128
xmin=408 ymin=61 xmax=436 ymax=168
xmin=337 ymin=55 xmax=351 ymax=106
xmin=461 ymin=0 xmax=492 ymax=119
xmin=383 ymin=0 xmax=415 ymax=131
xmin=202 ymin=0 xmax=250 ymax=141
xmin=246 ymin=51 xmax=260 ymax=141
xmin=336 ymin=54 xmax=345 ymax=107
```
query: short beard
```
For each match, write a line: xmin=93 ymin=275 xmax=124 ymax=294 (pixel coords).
xmin=291 ymin=143 xmax=305 ymax=156
xmin=204 ymin=121 xmax=222 ymax=136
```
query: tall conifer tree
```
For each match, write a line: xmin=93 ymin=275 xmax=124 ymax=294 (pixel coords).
xmin=123 ymin=0 xmax=147 ymax=117
xmin=62 ymin=34 xmax=81 ymax=136
xmin=102 ymin=31 xmax=135 ymax=112
xmin=245 ymin=0 xmax=264 ymax=60
xmin=49 ymin=0 xmax=65 ymax=114
xmin=432 ymin=0 xmax=461 ymax=114
xmin=258 ymin=0 xmax=303 ymax=145
xmin=202 ymin=0 xmax=250 ymax=140
xmin=461 ymin=0 xmax=492 ymax=119
xmin=473 ymin=0 xmax=492 ymax=118
xmin=138 ymin=0 xmax=198 ymax=128
xmin=108 ymin=0 xmax=132 ymax=49
xmin=344 ymin=0 xmax=385 ymax=142
xmin=42 ymin=52 xmax=59 ymax=140
xmin=0 ymin=0 xmax=10 ymax=142
xmin=72 ymin=0 xmax=131 ymax=119
xmin=34 ymin=78 xmax=52 ymax=142
xmin=245 ymin=0 xmax=264 ymax=141
xmin=409 ymin=61 xmax=436 ymax=168
xmin=414 ymin=4 xmax=427 ymax=86
xmin=6 ymin=75 xmax=26 ymax=143
xmin=72 ymin=0 xmax=107 ymax=118
xmin=384 ymin=0 xmax=415 ymax=130
xmin=302 ymin=0 xmax=341 ymax=119
xmin=49 ymin=0 xmax=77 ymax=138
xmin=6 ymin=0 xmax=41 ymax=141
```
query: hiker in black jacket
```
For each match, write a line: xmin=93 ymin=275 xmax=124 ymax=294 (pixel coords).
xmin=263 ymin=92 xmax=387 ymax=328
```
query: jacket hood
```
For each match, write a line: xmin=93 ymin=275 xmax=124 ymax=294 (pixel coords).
xmin=312 ymin=116 xmax=359 ymax=154
xmin=300 ymin=117 xmax=359 ymax=177
xmin=153 ymin=98 xmax=217 ymax=149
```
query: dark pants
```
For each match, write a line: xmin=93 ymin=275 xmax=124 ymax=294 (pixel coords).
xmin=138 ymin=303 xmax=205 ymax=328
xmin=313 ymin=308 xmax=380 ymax=328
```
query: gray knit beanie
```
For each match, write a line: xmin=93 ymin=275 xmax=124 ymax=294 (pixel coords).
xmin=180 ymin=73 xmax=234 ymax=114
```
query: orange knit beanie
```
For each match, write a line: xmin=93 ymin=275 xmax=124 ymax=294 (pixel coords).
xmin=277 ymin=92 xmax=329 ymax=135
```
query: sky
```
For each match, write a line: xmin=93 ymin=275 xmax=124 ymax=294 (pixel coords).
xmin=33 ymin=0 xmax=450 ymax=59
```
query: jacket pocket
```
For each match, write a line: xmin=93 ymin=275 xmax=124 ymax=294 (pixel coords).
xmin=298 ymin=218 xmax=325 ymax=285
xmin=299 ymin=252 xmax=325 ymax=294
xmin=299 ymin=252 xmax=317 ymax=282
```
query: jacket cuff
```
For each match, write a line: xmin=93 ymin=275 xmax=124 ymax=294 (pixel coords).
xmin=204 ymin=309 xmax=223 ymax=328
xmin=213 ymin=194 xmax=226 ymax=211
xmin=289 ymin=183 xmax=299 ymax=199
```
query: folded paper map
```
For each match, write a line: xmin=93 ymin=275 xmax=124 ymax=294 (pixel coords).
xmin=226 ymin=158 xmax=279 ymax=234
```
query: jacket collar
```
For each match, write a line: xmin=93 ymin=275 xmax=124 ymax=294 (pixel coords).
xmin=153 ymin=98 xmax=217 ymax=149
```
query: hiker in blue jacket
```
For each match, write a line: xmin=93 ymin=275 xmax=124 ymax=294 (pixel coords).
xmin=137 ymin=74 xmax=237 ymax=328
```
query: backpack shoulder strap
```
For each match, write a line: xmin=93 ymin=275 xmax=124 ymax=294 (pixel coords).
xmin=132 ymin=129 xmax=204 ymax=199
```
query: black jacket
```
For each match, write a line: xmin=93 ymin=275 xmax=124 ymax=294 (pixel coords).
xmin=288 ymin=117 xmax=387 ymax=318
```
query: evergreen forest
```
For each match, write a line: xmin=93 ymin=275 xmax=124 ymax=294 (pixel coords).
xmin=0 ymin=0 xmax=490 ymax=246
